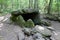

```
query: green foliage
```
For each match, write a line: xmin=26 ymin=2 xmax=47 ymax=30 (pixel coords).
xmin=0 ymin=0 xmax=60 ymax=14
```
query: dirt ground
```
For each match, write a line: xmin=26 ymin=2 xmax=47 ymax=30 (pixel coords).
xmin=0 ymin=14 xmax=60 ymax=40
xmin=51 ymin=21 xmax=60 ymax=40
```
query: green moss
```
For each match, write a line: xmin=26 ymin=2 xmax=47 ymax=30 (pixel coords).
xmin=10 ymin=16 xmax=17 ymax=22
xmin=17 ymin=15 xmax=26 ymax=27
xmin=25 ymin=19 xmax=35 ymax=28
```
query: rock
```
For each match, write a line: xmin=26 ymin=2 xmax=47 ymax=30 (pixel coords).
xmin=47 ymin=27 xmax=55 ymax=31
xmin=33 ymin=33 xmax=45 ymax=40
xmin=50 ymin=36 xmax=56 ymax=40
xmin=24 ymin=36 xmax=34 ymax=40
xmin=0 ymin=16 xmax=4 ymax=21
xmin=10 ymin=16 xmax=17 ymax=22
xmin=22 ymin=28 xmax=31 ymax=36
xmin=44 ymin=38 xmax=50 ymax=40
xmin=33 ymin=25 xmax=52 ymax=36
xmin=3 ymin=18 xmax=12 ymax=24
xmin=27 ymin=36 xmax=34 ymax=40
xmin=26 ymin=19 xmax=35 ymax=28
xmin=11 ymin=10 xmax=21 ymax=16
xmin=17 ymin=15 xmax=26 ymax=27
xmin=10 ymin=25 xmax=25 ymax=40
xmin=40 ymin=20 xmax=51 ymax=26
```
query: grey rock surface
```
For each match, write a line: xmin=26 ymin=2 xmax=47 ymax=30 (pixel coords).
xmin=33 ymin=33 xmax=45 ymax=40
xmin=0 ymin=16 xmax=4 ymax=21
xmin=33 ymin=25 xmax=52 ymax=36
xmin=22 ymin=28 xmax=31 ymax=36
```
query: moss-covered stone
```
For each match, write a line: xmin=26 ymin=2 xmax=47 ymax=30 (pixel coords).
xmin=25 ymin=19 xmax=35 ymax=28
xmin=10 ymin=16 xmax=17 ymax=22
xmin=39 ymin=20 xmax=51 ymax=26
xmin=43 ymin=21 xmax=51 ymax=26
xmin=17 ymin=15 xmax=26 ymax=27
xmin=11 ymin=10 xmax=21 ymax=16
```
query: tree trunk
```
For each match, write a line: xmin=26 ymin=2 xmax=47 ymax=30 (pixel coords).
xmin=57 ymin=0 xmax=60 ymax=16
xmin=34 ymin=0 xmax=38 ymax=10
xmin=0 ymin=0 xmax=3 ymax=13
xmin=44 ymin=0 xmax=49 ymax=14
xmin=29 ymin=0 xmax=33 ymax=8
xmin=47 ymin=0 xmax=53 ymax=14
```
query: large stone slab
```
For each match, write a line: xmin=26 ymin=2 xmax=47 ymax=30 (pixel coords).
xmin=33 ymin=25 xmax=52 ymax=36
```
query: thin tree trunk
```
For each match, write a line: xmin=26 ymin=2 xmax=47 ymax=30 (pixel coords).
xmin=34 ymin=0 xmax=38 ymax=10
xmin=57 ymin=0 xmax=60 ymax=16
xmin=47 ymin=0 xmax=53 ymax=14
xmin=4 ymin=0 xmax=8 ymax=11
xmin=0 ymin=0 xmax=3 ymax=13
xmin=44 ymin=0 xmax=48 ymax=14
xmin=29 ymin=0 xmax=33 ymax=8
xmin=16 ymin=0 xmax=18 ymax=9
xmin=11 ymin=0 xmax=13 ymax=10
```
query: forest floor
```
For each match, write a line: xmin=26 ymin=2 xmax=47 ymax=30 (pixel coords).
xmin=50 ymin=21 xmax=60 ymax=40
xmin=0 ymin=14 xmax=60 ymax=40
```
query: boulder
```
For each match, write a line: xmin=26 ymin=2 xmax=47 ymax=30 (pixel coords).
xmin=22 ymin=28 xmax=31 ymax=36
xmin=17 ymin=15 xmax=26 ymax=27
xmin=44 ymin=14 xmax=58 ymax=21
xmin=27 ymin=36 xmax=34 ymax=40
xmin=25 ymin=19 xmax=35 ymax=28
xmin=10 ymin=16 xmax=17 ymax=22
xmin=33 ymin=33 xmax=45 ymax=40
xmin=24 ymin=36 xmax=34 ymax=40
xmin=33 ymin=25 xmax=52 ymax=36
xmin=39 ymin=20 xmax=51 ymax=26
xmin=0 ymin=16 xmax=4 ymax=22
xmin=47 ymin=27 xmax=55 ymax=31
xmin=11 ymin=10 xmax=21 ymax=16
